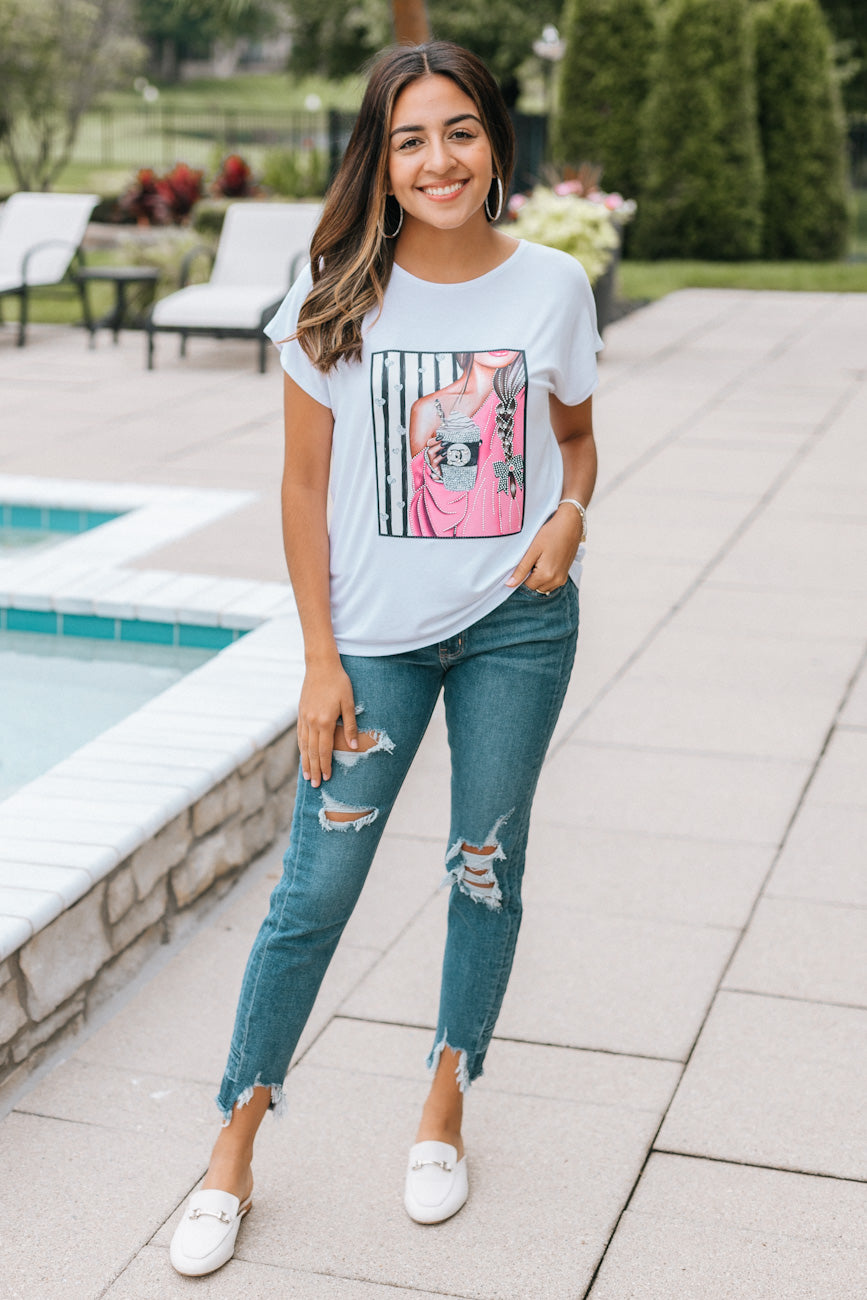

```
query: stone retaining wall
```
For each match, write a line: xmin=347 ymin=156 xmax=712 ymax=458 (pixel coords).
xmin=0 ymin=729 xmax=297 ymax=1094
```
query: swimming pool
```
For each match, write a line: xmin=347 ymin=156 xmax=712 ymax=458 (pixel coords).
xmin=0 ymin=626 xmax=216 ymax=800
xmin=0 ymin=472 xmax=308 ymax=1095
xmin=0 ymin=501 xmax=122 ymax=556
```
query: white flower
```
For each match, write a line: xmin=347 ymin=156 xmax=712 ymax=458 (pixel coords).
xmin=508 ymin=188 xmax=624 ymax=284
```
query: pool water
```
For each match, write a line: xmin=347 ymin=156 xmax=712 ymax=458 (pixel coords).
xmin=0 ymin=630 xmax=214 ymax=800
xmin=0 ymin=526 xmax=63 ymax=555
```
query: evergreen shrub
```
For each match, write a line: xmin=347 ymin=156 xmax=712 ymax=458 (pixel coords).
xmin=634 ymin=0 xmax=764 ymax=259
xmin=554 ymin=0 xmax=656 ymax=199
xmin=755 ymin=0 xmax=850 ymax=259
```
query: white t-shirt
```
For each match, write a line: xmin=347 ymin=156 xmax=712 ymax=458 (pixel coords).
xmin=265 ymin=239 xmax=602 ymax=655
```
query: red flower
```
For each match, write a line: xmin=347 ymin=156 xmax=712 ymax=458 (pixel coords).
xmin=214 ymin=154 xmax=253 ymax=198
xmin=158 ymin=163 xmax=204 ymax=218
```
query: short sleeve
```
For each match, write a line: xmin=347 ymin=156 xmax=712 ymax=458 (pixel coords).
xmin=547 ymin=256 xmax=604 ymax=407
xmin=263 ymin=266 xmax=331 ymax=408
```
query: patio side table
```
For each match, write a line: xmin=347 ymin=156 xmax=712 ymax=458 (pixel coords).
xmin=75 ymin=266 xmax=160 ymax=346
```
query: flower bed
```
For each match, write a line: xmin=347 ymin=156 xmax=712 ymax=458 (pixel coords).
xmin=507 ymin=171 xmax=636 ymax=332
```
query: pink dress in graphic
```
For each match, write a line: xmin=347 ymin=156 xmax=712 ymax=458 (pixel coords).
xmin=409 ymin=387 xmax=526 ymax=538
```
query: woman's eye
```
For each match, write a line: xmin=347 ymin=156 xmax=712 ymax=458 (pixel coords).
xmin=451 ymin=130 xmax=475 ymax=140
xmin=397 ymin=137 xmax=422 ymax=150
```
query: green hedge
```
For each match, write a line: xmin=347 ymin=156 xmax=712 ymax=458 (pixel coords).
xmin=633 ymin=0 xmax=764 ymax=259
xmin=554 ymin=0 xmax=656 ymax=198
xmin=755 ymin=0 xmax=850 ymax=259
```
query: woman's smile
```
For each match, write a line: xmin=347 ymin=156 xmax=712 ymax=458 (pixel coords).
xmin=420 ymin=179 xmax=471 ymax=199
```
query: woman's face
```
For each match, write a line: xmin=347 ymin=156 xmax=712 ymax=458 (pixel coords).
xmin=387 ymin=74 xmax=494 ymax=234
xmin=473 ymin=350 xmax=521 ymax=369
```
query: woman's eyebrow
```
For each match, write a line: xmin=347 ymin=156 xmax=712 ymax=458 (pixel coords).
xmin=390 ymin=113 xmax=482 ymax=138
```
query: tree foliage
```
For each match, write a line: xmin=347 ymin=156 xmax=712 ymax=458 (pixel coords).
xmin=429 ymin=0 xmax=560 ymax=92
xmin=818 ymin=0 xmax=867 ymax=114
xmin=554 ymin=0 xmax=655 ymax=198
xmin=136 ymin=0 xmax=278 ymax=69
xmin=633 ymin=0 xmax=764 ymax=260
xmin=285 ymin=0 xmax=559 ymax=91
xmin=755 ymin=0 xmax=849 ymax=258
xmin=0 ymin=0 xmax=144 ymax=190
xmin=283 ymin=0 xmax=391 ymax=79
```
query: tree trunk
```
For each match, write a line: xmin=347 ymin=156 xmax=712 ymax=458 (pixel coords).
xmin=392 ymin=0 xmax=431 ymax=44
xmin=159 ymin=37 xmax=179 ymax=83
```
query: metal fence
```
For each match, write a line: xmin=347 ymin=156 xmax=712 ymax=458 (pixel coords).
xmin=70 ymin=107 xmax=333 ymax=173
xmin=63 ymin=106 xmax=548 ymax=192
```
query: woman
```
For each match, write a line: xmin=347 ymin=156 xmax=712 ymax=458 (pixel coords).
xmin=170 ymin=39 xmax=600 ymax=1278
xmin=408 ymin=349 xmax=526 ymax=537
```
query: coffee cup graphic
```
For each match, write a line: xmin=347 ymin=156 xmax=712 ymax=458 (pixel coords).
xmin=435 ymin=409 xmax=481 ymax=491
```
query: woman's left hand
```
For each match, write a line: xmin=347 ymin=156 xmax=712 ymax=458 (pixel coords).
xmin=505 ymin=505 xmax=584 ymax=593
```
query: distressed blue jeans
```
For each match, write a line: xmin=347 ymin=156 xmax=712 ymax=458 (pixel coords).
xmin=216 ymin=580 xmax=580 ymax=1122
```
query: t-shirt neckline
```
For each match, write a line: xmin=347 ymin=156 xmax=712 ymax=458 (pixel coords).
xmin=390 ymin=239 xmax=526 ymax=289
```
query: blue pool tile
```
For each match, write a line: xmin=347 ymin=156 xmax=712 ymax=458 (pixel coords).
xmin=120 ymin=619 xmax=174 ymax=645
xmin=47 ymin=508 xmax=84 ymax=533
xmin=85 ymin=510 xmax=120 ymax=529
xmin=6 ymin=608 xmax=59 ymax=634
xmin=178 ymin=624 xmax=235 ymax=650
xmin=9 ymin=505 xmax=43 ymax=529
xmin=63 ymin=613 xmax=116 ymax=639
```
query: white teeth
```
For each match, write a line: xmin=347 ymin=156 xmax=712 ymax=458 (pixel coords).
xmin=423 ymin=181 xmax=466 ymax=196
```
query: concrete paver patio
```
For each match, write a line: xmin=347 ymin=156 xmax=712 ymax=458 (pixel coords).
xmin=0 ymin=288 xmax=865 ymax=1298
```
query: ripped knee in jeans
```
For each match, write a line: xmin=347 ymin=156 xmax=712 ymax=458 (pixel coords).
xmin=442 ymin=811 xmax=514 ymax=910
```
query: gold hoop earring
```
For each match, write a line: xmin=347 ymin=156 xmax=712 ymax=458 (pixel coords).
xmin=484 ymin=176 xmax=504 ymax=222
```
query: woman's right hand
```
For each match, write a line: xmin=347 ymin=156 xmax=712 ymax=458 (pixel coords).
xmin=297 ymin=660 xmax=358 ymax=788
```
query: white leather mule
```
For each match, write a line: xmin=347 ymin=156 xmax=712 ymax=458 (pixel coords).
xmin=404 ymin=1140 xmax=468 ymax=1224
xmin=169 ymin=1188 xmax=252 ymax=1276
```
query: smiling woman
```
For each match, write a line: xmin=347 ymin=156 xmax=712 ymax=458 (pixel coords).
xmin=168 ymin=41 xmax=602 ymax=1279
xmin=290 ymin=43 xmax=515 ymax=373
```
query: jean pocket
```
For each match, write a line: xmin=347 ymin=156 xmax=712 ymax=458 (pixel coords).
xmin=512 ymin=580 xmax=568 ymax=602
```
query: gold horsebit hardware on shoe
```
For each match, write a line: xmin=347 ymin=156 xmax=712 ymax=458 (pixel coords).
xmin=189 ymin=1207 xmax=233 ymax=1224
xmin=411 ymin=1158 xmax=453 ymax=1173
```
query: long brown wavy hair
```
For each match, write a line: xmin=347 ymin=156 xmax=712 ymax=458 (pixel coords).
xmin=294 ymin=42 xmax=516 ymax=374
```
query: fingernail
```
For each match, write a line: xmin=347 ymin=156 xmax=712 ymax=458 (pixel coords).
xmin=350 ymin=739 xmax=358 ymax=749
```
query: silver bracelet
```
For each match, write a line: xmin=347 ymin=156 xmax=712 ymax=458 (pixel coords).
xmin=559 ymin=497 xmax=588 ymax=542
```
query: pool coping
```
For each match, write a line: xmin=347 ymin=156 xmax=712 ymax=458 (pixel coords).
xmin=0 ymin=475 xmax=305 ymax=964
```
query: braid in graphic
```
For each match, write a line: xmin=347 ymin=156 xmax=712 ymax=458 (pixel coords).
xmin=492 ymin=355 xmax=526 ymax=498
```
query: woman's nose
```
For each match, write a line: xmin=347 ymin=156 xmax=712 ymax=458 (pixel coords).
xmin=426 ymin=137 xmax=455 ymax=173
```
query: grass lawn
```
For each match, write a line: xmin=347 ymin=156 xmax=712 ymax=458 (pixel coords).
xmin=621 ymin=191 xmax=867 ymax=298
xmin=619 ymin=257 xmax=867 ymax=300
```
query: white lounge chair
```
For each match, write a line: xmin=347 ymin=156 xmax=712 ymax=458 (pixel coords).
xmin=146 ymin=201 xmax=320 ymax=372
xmin=0 ymin=192 xmax=98 ymax=346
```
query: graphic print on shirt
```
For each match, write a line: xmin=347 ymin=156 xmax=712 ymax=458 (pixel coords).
xmin=370 ymin=349 xmax=527 ymax=538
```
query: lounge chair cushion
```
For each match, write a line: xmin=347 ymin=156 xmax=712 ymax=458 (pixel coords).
xmin=0 ymin=192 xmax=98 ymax=289
xmin=151 ymin=284 xmax=282 ymax=330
